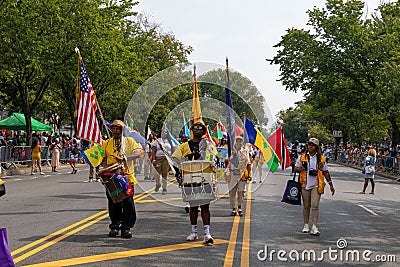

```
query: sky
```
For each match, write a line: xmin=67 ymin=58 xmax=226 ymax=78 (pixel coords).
xmin=136 ymin=0 xmax=383 ymax=119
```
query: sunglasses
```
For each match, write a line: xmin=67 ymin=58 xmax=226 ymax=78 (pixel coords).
xmin=193 ymin=126 xmax=204 ymax=130
xmin=308 ymin=143 xmax=317 ymax=147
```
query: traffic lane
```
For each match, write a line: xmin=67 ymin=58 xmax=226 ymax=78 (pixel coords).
xmin=13 ymin=186 xmax=235 ymax=266
xmin=17 ymin=200 xmax=233 ymax=267
xmin=249 ymin=168 xmax=399 ymax=266
xmin=1 ymin=170 xmax=108 ymax=251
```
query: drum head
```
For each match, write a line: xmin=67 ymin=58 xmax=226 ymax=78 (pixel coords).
xmin=181 ymin=160 xmax=213 ymax=174
xmin=97 ymin=163 xmax=122 ymax=176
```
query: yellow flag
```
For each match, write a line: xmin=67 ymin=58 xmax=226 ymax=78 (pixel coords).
xmin=82 ymin=144 xmax=104 ymax=168
xmin=192 ymin=64 xmax=202 ymax=124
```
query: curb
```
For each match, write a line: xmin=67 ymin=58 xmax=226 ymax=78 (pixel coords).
xmin=1 ymin=163 xmax=87 ymax=178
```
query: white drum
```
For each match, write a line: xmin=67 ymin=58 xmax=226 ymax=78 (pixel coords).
xmin=180 ymin=160 xmax=218 ymax=204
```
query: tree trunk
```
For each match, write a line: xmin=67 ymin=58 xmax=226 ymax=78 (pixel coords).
xmin=389 ymin=118 xmax=400 ymax=146
xmin=24 ymin=113 xmax=32 ymax=147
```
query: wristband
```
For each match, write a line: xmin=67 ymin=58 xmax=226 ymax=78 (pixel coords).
xmin=327 ymin=180 xmax=333 ymax=184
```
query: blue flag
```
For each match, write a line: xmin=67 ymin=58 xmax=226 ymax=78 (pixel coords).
xmin=225 ymin=58 xmax=238 ymax=166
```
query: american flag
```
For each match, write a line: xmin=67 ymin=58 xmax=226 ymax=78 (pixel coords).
xmin=76 ymin=57 xmax=102 ymax=144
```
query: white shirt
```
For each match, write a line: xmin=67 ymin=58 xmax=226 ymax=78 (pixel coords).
xmin=153 ymin=138 xmax=173 ymax=157
xmin=41 ymin=136 xmax=47 ymax=146
xmin=295 ymin=153 xmax=328 ymax=190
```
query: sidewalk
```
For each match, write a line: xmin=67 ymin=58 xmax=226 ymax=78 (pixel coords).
xmin=1 ymin=163 xmax=87 ymax=178
xmin=334 ymin=161 xmax=400 ymax=182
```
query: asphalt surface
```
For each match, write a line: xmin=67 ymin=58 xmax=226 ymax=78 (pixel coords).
xmin=0 ymin=163 xmax=399 ymax=266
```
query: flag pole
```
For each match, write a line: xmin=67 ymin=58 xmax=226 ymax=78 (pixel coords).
xmin=75 ymin=47 xmax=111 ymax=140
xmin=96 ymin=101 xmax=111 ymax=139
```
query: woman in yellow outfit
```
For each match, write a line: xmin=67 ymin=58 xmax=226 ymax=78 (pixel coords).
xmin=31 ymin=139 xmax=44 ymax=175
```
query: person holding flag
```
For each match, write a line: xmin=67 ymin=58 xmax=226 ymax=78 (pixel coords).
xmin=172 ymin=120 xmax=218 ymax=244
xmin=225 ymin=136 xmax=252 ymax=216
xmin=101 ymin=120 xmax=142 ymax=239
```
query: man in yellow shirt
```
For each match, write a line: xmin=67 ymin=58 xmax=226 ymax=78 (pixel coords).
xmin=101 ymin=120 xmax=141 ymax=239
xmin=172 ymin=120 xmax=218 ymax=244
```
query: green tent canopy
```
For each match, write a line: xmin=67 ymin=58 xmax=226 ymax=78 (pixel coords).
xmin=0 ymin=113 xmax=53 ymax=131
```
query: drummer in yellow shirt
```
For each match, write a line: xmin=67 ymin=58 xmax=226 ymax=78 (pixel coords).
xmin=101 ymin=120 xmax=141 ymax=239
xmin=172 ymin=120 xmax=218 ymax=245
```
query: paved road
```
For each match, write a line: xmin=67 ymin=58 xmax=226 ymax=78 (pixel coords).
xmin=0 ymin=163 xmax=399 ymax=266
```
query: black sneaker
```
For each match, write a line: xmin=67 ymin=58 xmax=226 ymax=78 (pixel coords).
xmin=155 ymin=184 xmax=161 ymax=192
xmin=108 ymin=229 xmax=119 ymax=237
xmin=162 ymin=189 xmax=167 ymax=195
xmin=121 ymin=229 xmax=132 ymax=239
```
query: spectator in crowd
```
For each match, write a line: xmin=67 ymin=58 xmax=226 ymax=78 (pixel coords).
xmin=0 ymin=135 xmax=6 ymax=146
xmin=30 ymin=139 xmax=44 ymax=175
xmin=51 ymin=139 xmax=62 ymax=172
xmin=69 ymin=139 xmax=79 ymax=174
xmin=322 ymin=145 xmax=331 ymax=163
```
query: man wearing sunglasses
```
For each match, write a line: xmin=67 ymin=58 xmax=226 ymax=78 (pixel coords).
xmin=172 ymin=120 xmax=218 ymax=244
xmin=295 ymin=137 xmax=335 ymax=236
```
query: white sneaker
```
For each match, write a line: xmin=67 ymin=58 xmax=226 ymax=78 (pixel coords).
xmin=186 ymin=232 xmax=198 ymax=241
xmin=310 ymin=224 xmax=320 ymax=236
xmin=203 ymin=233 xmax=214 ymax=244
xmin=301 ymin=224 xmax=310 ymax=233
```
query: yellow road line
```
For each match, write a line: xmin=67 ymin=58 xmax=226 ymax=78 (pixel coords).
xmin=14 ymin=214 xmax=109 ymax=263
xmin=11 ymin=210 xmax=108 ymax=257
xmin=12 ymin=189 xmax=150 ymax=258
xmin=223 ymin=213 xmax=241 ymax=267
xmin=20 ymin=239 xmax=229 ymax=267
xmin=241 ymin=182 xmax=252 ymax=267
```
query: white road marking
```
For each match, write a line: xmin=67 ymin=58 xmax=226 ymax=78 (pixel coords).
xmin=394 ymin=187 xmax=399 ymax=190
xmin=383 ymin=184 xmax=388 ymax=187
xmin=358 ymin=205 xmax=379 ymax=216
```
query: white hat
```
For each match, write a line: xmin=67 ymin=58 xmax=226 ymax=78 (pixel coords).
xmin=308 ymin=138 xmax=319 ymax=147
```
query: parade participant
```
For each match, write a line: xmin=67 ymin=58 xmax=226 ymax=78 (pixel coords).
xmin=143 ymin=134 xmax=154 ymax=180
xmin=101 ymin=120 xmax=141 ymax=238
xmin=172 ymin=120 xmax=218 ymax=244
xmin=30 ymin=139 xmax=44 ymax=175
xmin=225 ymin=136 xmax=251 ymax=216
xmin=295 ymin=138 xmax=335 ymax=236
xmin=290 ymin=140 xmax=299 ymax=174
xmin=219 ymin=138 xmax=228 ymax=148
xmin=152 ymin=129 xmax=175 ymax=194
xmin=251 ymin=145 xmax=263 ymax=183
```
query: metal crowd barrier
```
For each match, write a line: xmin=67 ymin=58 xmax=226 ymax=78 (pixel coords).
xmin=0 ymin=145 xmax=84 ymax=168
xmin=333 ymin=151 xmax=400 ymax=176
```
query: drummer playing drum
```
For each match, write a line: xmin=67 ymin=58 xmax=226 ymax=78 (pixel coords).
xmin=101 ymin=120 xmax=141 ymax=239
xmin=172 ymin=120 xmax=218 ymax=244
